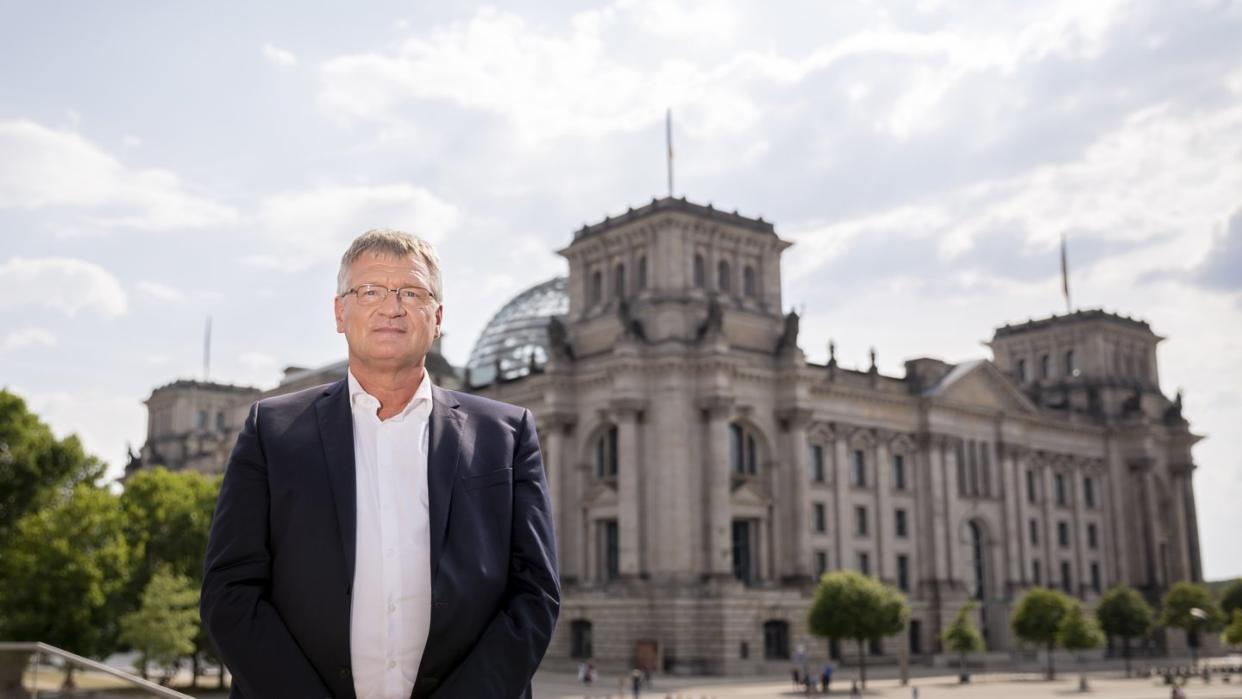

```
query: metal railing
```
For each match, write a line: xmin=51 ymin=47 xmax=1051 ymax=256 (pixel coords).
xmin=0 ymin=642 xmax=193 ymax=698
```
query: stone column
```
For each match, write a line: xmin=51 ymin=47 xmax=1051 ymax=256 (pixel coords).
xmin=541 ymin=412 xmax=577 ymax=580
xmin=923 ymin=436 xmax=950 ymax=583
xmin=612 ymin=398 xmax=645 ymax=577
xmin=833 ymin=432 xmax=852 ymax=571
xmin=700 ymin=396 xmax=735 ymax=578
xmin=1176 ymin=464 xmax=1204 ymax=582
xmin=777 ymin=406 xmax=813 ymax=581
xmin=942 ymin=438 xmax=962 ymax=583
xmin=1001 ymin=444 xmax=1025 ymax=588
xmin=874 ymin=432 xmax=892 ymax=581
xmin=1129 ymin=458 xmax=1157 ymax=589
xmin=1070 ymin=458 xmax=1087 ymax=598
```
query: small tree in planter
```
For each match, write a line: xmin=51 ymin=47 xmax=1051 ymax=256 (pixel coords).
xmin=941 ymin=602 xmax=985 ymax=683
xmin=1158 ymin=582 xmax=1223 ymax=671
xmin=1011 ymin=587 xmax=1073 ymax=680
xmin=807 ymin=570 xmax=909 ymax=690
xmin=1096 ymin=584 xmax=1153 ymax=677
xmin=1058 ymin=602 xmax=1105 ymax=691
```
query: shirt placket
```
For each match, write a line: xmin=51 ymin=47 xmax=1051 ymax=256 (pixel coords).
xmin=376 ymin=417 xmax=401 ymax=688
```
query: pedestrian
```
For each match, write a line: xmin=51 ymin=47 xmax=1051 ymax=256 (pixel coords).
xmin=821 ymin=663 xmax=833 ymax=694
xmin=631 ymin=668 xmax=643 ymax=698
xmin=792 ymin=668 xmax=802 ymax=690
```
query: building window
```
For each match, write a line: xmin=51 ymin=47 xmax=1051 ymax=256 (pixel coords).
xmin=693 ymin=254 xmax=705 ymax=288
xmin=909 ymin=620 xmax=923 ymax=655
xmin=967 ymin=441 xmax=980 ymax=496
xmin=595 ymin=425 xmax=618 ymax=478
xmin=1016 ymin=358 xmax=1027 ymax=382
xmin=739 ymin=641 xmax=748 ymax=659
xmin=895 ymin=509 xmax=908 ymax=538
xmin=1060 ymin=561 xmax=1072 ymax=594
xmin=196 ymin=409 xmax=207 ymax=430
xmin=809 ymin=444 xmax=825 ymax=483
xmin=892 ymin=453 xmax=907 ymax=490
xmin=979 ymin=443 xmax=991 ymax=496
xmin=857 ymin=551 xmax=870 ymax=576
xmin=1084 ymin=477 xmax=1096 ymax=508
xmin=1029 ymin=518 xmax=1039 ymax=545
xmin=600 ymin=520 xmax=619 ymax=580
xmin=732 ymin=519 xmax=756 ymax=585
xmin=763 ymin=620 xmax=790 ymax=660
xmin=1090 ymin=562 xmax=1101 ymax=594
xmin=590 ymin=269 xmax=603 ymax=305
xmin=852 ymin=449 xmax=867 ymax=487
xmin=968 ymin=521 xmax=985 ymax=600
xmin=1064 ymin=350 xmax=1076 ymax=377
xmin=717 ymin=260 xmax=731 ymax=292
xmin=1040 ymin=354 xmax=1051 ymax=379
xmin=729 ymin=422 xmax=759 ymax=475
xmin=868 ymin=638 xmax=882 ymax=656
xmin=743 ymin=265 xmax=756 ymax=297
xmin=614 ymin=263 xmax=626 ymax=297
xmin=813 ymin=503 xmax=827 ymax=533
xmin=814 ymin=550 xmax=828 ymax=577
xmin=637 ymin=255 xmax=648 ymax=290
xmin=1027 ymin=470 xmax=1037 ymax=503
xmin=956 ymin=441 xmax=968 ymax=496
xmin=1057 ymin=521 xmax=1070 ymax=548
xmin=570 ymin=620 xmax=593 ymax=659
xmin=215 ymin=410 xmax=226 ymax=431
xmin=1055 ymin=473 xmax=1067 ymax=506
xmin=897 ymin=554 xmax=910 ymax=592
xmin=855 ymin=506 xmax=868 ymax=536
xmin=1033 ymin=559 xmax=1042 ymax=585
xmin=1087 ymin=523 xmax=1098 ymax=550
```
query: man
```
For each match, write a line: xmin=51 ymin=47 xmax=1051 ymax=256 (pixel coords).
xmin=201 ymin=229 xmax=560 ymax=698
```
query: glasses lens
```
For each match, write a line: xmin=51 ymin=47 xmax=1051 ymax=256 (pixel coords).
xmin=355 ymin=285 xmax=385 ymax=305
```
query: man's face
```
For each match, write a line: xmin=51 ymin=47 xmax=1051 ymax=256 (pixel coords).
xmin=334 ymin=252 xmax=443 ymax=373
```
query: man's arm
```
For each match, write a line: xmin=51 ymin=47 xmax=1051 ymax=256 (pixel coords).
xmin=200 ymin=403 xmax=333 ymax=698
xmin=431 ymin=408 xmax=561 ymax=698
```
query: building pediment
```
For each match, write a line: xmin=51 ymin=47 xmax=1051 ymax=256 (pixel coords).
xmin=925 ymin=359 xmax=1038 ymax=415
xmin=729 ymin=478 xmax=771 ymax=507
xmin=583 ymin=479 xmax=619 ymax=508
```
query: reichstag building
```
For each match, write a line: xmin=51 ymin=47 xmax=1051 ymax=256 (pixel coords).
xmin=132 ymin=197 xmax=1204 ymax=674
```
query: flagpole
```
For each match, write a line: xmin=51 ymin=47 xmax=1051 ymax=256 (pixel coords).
xmin=1061 ymin=233 xmax=1071 ymax=314
xmin=666 ymin=108 xmax=674 ymax=198
xmin=204 ymin=315 xmax=212 ymax=381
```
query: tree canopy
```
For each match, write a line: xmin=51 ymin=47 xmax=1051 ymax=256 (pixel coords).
xmin=0 ymin=389 xmax=103 ymax=537
xmin=1058 ymin=603 xmax=1105 ymax=652
xmin=119 ymin=567 xmax=200 ymax=680
xmin=1218 ymin=579 xmax=1242 ymax=619
xmin=1159 ymin=581 xmax=1224 ymax=633
xmin=1011 ymin=587 xmax=1074 ymax=679
xmin=1095 ymin=584 xmax=1153 ymax=676
xmin=807 ymin=570 xmax=909 ymax=688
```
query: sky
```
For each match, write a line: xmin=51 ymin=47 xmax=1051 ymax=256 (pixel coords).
xmin=0 ymin=1 xmax=1239 ymax=579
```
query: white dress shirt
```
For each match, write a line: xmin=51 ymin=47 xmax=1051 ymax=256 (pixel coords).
xmin=348 ymin=370 xmax=434 ymax=699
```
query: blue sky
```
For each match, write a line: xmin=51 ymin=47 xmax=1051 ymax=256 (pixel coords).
xmin=1 ymin=1 xmax=1240 ymax=579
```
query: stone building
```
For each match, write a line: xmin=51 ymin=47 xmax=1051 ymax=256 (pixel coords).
xmin=135 ymin=196 xmax=1205 ymax=673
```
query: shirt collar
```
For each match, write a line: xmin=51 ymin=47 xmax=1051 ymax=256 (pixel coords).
xmin=347 ymin=368 xmax=434 ymax=422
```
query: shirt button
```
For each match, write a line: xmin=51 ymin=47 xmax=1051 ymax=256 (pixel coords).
xmin=388 ymin=602 xmax=396 ymax=613
xmin=388 ymin=660 xmax=396 ymax=669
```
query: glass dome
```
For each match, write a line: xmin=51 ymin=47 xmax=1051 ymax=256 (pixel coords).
xmin=466 ymin=276 xmax=568 ymax=385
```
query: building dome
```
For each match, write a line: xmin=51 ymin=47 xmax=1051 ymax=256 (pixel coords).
xmin=466 ymin=276 xmax=568 ymax=385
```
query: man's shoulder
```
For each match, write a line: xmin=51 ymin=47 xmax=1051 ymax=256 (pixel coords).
xmin=254 ymin=380 xmax=342 ymax=415
xmin=435 ymin=386 xmax=528 ymax=423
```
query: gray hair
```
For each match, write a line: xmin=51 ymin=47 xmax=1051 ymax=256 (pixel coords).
xmin=337 ymin=229 xmax=443 ymax=302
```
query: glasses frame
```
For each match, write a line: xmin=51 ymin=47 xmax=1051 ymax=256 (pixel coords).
xmin=340 ymin=284 xmax=437 ymax=306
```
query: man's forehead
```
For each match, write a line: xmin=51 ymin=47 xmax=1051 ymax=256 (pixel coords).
xmin=350 ymin=252 xmax=429 ymax=277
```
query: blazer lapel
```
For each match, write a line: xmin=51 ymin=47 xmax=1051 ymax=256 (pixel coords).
xmin=316 ymin=380 xmax=358 ymax=584
xmin=427 ymin=385 xmax=464 ymax=584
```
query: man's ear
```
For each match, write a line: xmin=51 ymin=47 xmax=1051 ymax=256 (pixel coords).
xmin=434 ymin=304 xmax=443 ymax=337
xmin=334 ymin=295 xmax=345 ymax=333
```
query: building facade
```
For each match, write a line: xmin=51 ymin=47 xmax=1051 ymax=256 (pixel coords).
xmin=136 ymin=197 xmax=1205 ymax=674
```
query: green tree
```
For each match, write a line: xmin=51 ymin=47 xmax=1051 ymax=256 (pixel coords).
xmin=0 ymin=484 xmax=131 ymax=686
xmin=119 ymin=567 xmax=200 ymax=682
xmin=807 ymin=570 xmax=909 ymax=689
xmin=1011 ymin=587 xmax=1074 ymax=679
xmin=0 ymin=389 xmax=104 ymax=537
xmin=1058 ymin=603 xmax=1105 ymax=691
xmin=1222 ymin=610 xmax=1242 ymax=649
xmin=1219 ymin=579 xmax=1242 ymax=619
xmin=941 ymin=602 xmax=985 ymax=682
xmin=120 ymin=467 xmax=221 ymax=686
xmin=1095 ymin=584 xmax=1154 ymax=677
xmin=1158 ymin=581 xmax=1224 ymax=669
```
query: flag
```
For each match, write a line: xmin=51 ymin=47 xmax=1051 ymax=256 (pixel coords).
xmin=1060 ymin=234 xmax=1070 ymax=312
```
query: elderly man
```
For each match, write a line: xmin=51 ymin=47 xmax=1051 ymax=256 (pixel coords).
xmin=202 ymin=229 xmax=560 ymax=698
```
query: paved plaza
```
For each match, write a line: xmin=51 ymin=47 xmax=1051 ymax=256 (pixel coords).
xmin=532 ymin=666 xmax=1242 ymax=699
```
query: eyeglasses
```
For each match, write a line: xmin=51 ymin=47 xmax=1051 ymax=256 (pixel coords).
xmin=341 ymin=284 xmax=436 ymax=306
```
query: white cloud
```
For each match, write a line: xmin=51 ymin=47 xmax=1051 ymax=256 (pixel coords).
xmin=248 ymin=183 xmax=462 ymax=269
xmin=16 ymin=386 xmax=147 ymax=483
xmin=262 ymin=43 xmax=298 ymax=67
xmin=0 ymin=256 xmax=127 ymax=316
xmin=136 ymin=280 xmax=186 ymax=303
xmin=0 ymin=120 xmax=237 ymax=232
xmin=2 ymin=327 xmax=57 ymax=352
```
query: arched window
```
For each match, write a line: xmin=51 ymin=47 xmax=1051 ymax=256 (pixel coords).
xmin=594 ymin=425 xmax=618 ymax=478
xmin=729 ymin=422 xmax=759 ymax=475
xmin=637 ymin=255 xmax=648 ymax=290
xmin=717 ymin=260 xmax=731 ymax=292
xmin=1016 ymin=358 xmax=1027 ymax=382
xmin=1064 ymin=350 xmax=1075 ymax=377
xmin=590 ymin=270 xmax=603 ymax=305
xmin=763 ymin=620 xmax=790 ymax=660
xmin=614 ymin=263 xmax=626 ymax=297
xmin=1040 ymin=354 xmax=1051 ymax=379
xmin=196 ymin=410 xmax=207 ymax=430
xmin=570 ymin=620 xmax=593 ymax=659
xmin=968 ymin=521 xmax=985 ymax=600
xmin=743 ymin=265 xmax=756 ymax=296
xmin=693 ymin=254 xmax=705 ymax=288
xmin=215 ymin=411 xmax=226 ymax=431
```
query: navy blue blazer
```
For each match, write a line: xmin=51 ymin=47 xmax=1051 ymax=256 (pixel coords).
xmin=201 ymin=380 xmax=560 ymax=698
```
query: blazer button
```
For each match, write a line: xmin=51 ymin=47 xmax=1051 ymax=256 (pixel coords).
xmin=339 ymin=666 xmax=351 ymax=679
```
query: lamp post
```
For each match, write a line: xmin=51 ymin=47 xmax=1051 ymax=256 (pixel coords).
xmin=1188 ymin=608 xmax=1208 ymax=671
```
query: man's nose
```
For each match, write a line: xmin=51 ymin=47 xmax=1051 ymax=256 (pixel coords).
xmin=382 ymin=289 xmax=407 ymax=315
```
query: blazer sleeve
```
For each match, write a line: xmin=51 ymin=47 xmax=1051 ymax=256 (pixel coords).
xmin=431 ymin=408 xmax=561 ymax=698
xmin=200 ymin=402 xmax=334 ymax=698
